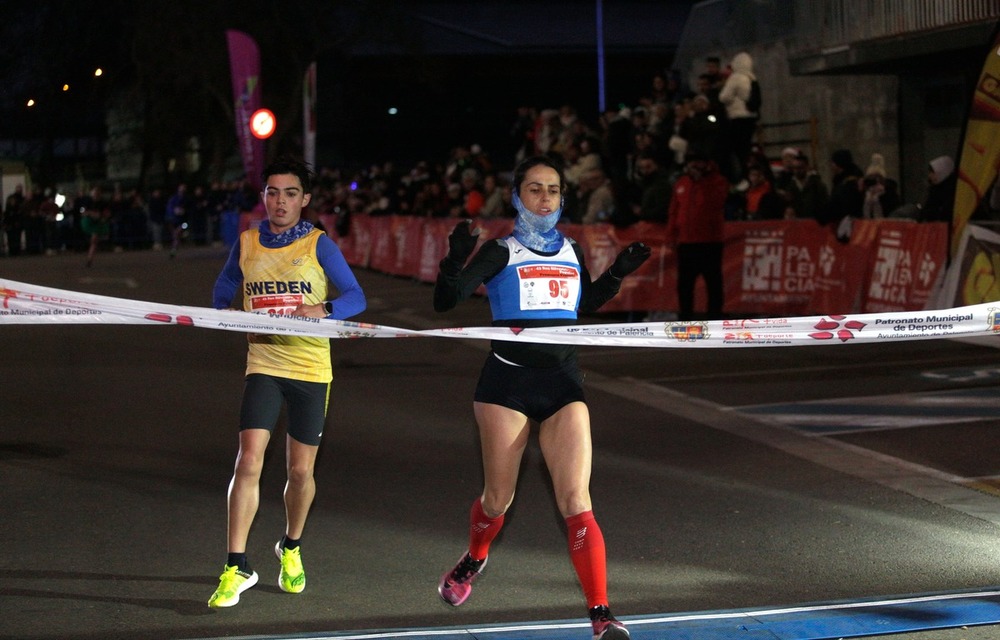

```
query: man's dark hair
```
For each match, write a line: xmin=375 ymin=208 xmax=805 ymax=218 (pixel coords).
xmin=262 ymin=157 xmax=315 ymax=193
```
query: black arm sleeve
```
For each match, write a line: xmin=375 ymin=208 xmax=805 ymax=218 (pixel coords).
xmin=433 ymin=239 xmax=509 ymax=312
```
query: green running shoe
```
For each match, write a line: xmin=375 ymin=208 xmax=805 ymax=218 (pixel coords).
xmin=207 ymin=565 xmax=258 ymax=608
xmin=275 ymin=540 xmax=306 ymax=593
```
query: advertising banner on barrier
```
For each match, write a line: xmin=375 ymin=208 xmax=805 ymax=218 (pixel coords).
xmin=851 ymin=220 xmax=949 ymax=313
xmin=732 ymin=220 xmax=831 ymax=316
xmin=249 ymin=213 xmax=950 ymax=316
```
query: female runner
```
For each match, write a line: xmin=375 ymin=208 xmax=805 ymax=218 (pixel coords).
xmin=434 ymin=155 xmax=650 ymax=640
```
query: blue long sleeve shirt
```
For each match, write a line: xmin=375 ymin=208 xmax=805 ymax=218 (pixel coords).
xmin=212 ymin=221 xmax=366 ymax=320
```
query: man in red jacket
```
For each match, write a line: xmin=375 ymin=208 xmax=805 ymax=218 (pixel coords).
xmin=665 ymin=154 xmax=730 ymax=320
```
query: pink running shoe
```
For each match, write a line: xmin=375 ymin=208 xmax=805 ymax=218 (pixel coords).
xmin=437 ymin=552 xmax=487 ymax=606
xmin=589 ymin=605 xmax=630 ymax=640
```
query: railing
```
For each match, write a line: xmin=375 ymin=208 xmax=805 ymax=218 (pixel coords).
xmin=756 ymin=118 xmax=819 ymax=165
xmin=674 ymin=0 xmax=1000 ymax=74
xmin=790 ymin=0 xmax=1000 ymax=54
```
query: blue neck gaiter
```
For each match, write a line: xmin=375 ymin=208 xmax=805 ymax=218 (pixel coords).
xmin=512 ymin=190 xmax=564 ymax=253
xmin=258 ymin=219 xmax=314 ymax=248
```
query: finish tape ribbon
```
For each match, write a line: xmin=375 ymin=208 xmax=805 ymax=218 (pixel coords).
xmin=3 ymin=278 xmax=1000 ymax=348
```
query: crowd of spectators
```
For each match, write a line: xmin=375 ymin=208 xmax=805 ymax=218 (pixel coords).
xmin=0 ymin=52 xmax=965 ymax=260
xmin=0 ymin=178 xmax=260 ymax=259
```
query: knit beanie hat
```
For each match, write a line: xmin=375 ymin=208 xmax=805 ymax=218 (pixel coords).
xmin=865 ymin=153 xmax=887 ymax=178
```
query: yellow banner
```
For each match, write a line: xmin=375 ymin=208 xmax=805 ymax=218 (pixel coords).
xmin=953 ymin=25 xmax=1000 ymax=258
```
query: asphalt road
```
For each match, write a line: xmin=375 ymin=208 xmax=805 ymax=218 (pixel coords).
xmin=3 ymin=246 xmax=1000 ymax=640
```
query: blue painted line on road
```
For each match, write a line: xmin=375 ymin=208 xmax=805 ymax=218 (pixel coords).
xmin=210 ymin=588 xmax=1000 ymax=639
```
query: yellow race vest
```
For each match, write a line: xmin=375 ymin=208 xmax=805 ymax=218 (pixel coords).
xmin=239 ymin=227 xmax=332 ymax=382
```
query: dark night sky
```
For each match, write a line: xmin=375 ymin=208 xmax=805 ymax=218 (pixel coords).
xmin=312 ymin=1 xmax=696 ymax=167
xmin=324 ymin=50 xmax=677 ymax=167
xmin=0 ymin=1 xmax=696 ymax=174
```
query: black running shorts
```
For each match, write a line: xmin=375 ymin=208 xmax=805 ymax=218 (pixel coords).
xmin=239 ymin=374 xmax=330 ymax=445
xmin=474 ymin=353 xmax=585 ymax=422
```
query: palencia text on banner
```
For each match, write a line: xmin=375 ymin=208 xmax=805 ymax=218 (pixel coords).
xmin=2 ymin=278 xmax=1000 ymax=349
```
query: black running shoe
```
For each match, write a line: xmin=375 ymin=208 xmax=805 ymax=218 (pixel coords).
xmin=589 ymin=604 xmax=630 ymax=640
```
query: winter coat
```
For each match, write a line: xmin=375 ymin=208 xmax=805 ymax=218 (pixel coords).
xmin=719 ymin=52 xmax=757 ymax=120
xmin=666 ymin=168 xmax=729 ymax=244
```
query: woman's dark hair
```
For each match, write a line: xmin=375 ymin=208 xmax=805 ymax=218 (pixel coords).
xmin=262 ymin=156 xmax=315 ymax=193
xmin=512 ymin=155 xmax=566 ymax=195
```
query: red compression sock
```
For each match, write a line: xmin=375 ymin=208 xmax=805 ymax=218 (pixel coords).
xmin=566 ymin=510 xmax=608 ymax=608
xmin=468 ymin=497 xmax=505 ymax=560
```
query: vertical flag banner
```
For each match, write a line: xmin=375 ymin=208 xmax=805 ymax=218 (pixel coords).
xmin=226 ymin=30 xmax=264 ymax=191
xmin=303 ymin=62 xmax=317 ymax=168
xmin=952 ymin=24 xmax=1000 ymax=258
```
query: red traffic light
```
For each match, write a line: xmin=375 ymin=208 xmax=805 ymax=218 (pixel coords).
xmin=250 ymin=108 xmax=276 ymax=139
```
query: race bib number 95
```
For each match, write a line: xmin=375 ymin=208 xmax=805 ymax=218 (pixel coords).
xmin=516 ymin=264 xmax=580 ymax=311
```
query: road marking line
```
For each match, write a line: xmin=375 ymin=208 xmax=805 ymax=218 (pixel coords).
xmin=598 ymin=374 xmax=1000 ymax=526
xmin=389 ymin=308 xmax=1000 ymax=523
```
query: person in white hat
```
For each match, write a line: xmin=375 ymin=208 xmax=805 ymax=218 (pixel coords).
xmin=921 ymin=155 xmax=956 ymax=222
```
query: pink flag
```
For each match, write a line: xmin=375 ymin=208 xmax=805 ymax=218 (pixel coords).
xmin=303 ymin=62 xmax=317 ymax=168
xmin=226 ymin=30 xmax=264 ymax=191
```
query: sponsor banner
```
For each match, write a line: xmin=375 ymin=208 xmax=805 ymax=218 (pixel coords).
xmin=582 ymin=222 xmax=669 ymax=313
xmin=3 ymin=279 xmax=999 ymax=349
xmin=311 ymin=214 xmax=948 ymax=316
xmin=417 ymin=217 xmax=456 ymax=282
xmin=851 ymin=220 xmax=948 ymax=312
xmin=368 ymin=216 xmax=426 ymax=276
xmin=810 ymin=233 xmax=868 ymax=316
xmin=732 ymin=219 xmax=838 ymax=316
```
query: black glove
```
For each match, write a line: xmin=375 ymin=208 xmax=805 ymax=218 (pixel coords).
xmin=609 ymin=242 xmax=651 ymax=278
xmin=447 ymin=219 xmax=479 ymax=263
